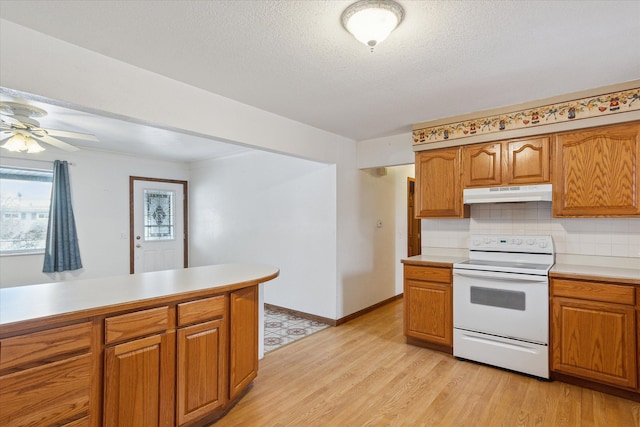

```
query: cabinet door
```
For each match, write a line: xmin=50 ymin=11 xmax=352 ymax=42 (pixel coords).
xmin=551 ymin=297 xmax=637 ymax=390
xmin=404 ymin=279 xmax=452 ymax=346
xmin=505 ymin=137 xmax=550 ymax=184
xmin=104 ymin=332 xmax=175 ymax=427
xmin=553 ymin=122 xmax=640 ymax=217
xmin=229 ymin=285 xmax=259 ymax=401
xmin=177 ymin=319 xmax=227 ymax=425
xmin=0 ymin=354 xmax=92 ymax=426
xmin=415 ymin=147 xmax=467 ymax=218
xmin=463 ymin=142 xmax=502 ymax=187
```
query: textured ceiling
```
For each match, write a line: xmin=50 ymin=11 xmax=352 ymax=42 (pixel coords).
xmin=1 ymin=0 xmax=639 ymax=159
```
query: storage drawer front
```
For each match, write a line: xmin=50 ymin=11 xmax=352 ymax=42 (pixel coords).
xmin=178 ymin=295 xmax=226 ymax=326
xmin=105 ymin=306 xmax=169 ymax=344
xmin=0 ymin=354 xmax=92 ymax=426
xmin=0 ymin=321 xmax=92 ymax=371
xmin=552 ymin=279 xmax=635 ymax=305
xmin=404 ymin=265 xmax=451 ymax=283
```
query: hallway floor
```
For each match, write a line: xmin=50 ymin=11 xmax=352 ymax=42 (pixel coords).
xmin=264 ymin=307 xmax=330 ymax=353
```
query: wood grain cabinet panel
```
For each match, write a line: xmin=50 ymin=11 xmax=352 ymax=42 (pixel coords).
xmin=552 ymin=297 xmax=637 ymax=390
xmin=463 ymin=137 xmax=550 ymax=188
xmin=0 ymin=321 xmax=91 ymax=371
xmin=229 ymin=285 xmax=259 ymax=400
xmin=403 ymin=265 xmax=453 ymax=349
xmin=553 ymin=121 xmax=640 ymax=217
xmin=104 ymin=306 xmax=169 ymax=345
xmin=551 ymin=277 xmax=638 ymax=392
xmin=506 ymin=137 xmax=550 ymax=184
xmin=177 ymin=319 xmax=227 ymax=425
xmin=0 ymin=354 xmax=92 ymax=426
xmin=103 ymin=332 xmax=175 ymax=427
xmin=463 ymin=142 xmax=502 ymax=187
xmin=415 ymin=147 xmax=468 ymax=218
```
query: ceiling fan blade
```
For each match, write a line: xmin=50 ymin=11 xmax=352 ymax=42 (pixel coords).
xmin=0 ymin=114 xmax=27 ymax=128
xmin=34 ymin=134 xmax=80 ymax=152
xmin=45 ymin=128 xmax=99 ymax=142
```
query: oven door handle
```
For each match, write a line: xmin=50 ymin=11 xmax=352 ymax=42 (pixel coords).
xmin=453 ymin=269 xmax=548 ymax=283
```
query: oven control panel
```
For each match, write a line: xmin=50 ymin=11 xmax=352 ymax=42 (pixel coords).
xmin=469 ymin=235 xmax=554 ymax=253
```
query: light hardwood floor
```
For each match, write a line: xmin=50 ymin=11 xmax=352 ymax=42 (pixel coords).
xmin=214 ymin=299 xmax=640 ymax=426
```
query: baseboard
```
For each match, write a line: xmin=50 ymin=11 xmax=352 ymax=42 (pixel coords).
xmin=265 ymin=294 xmax=403 ymax=328
xmin=335 ymin=294 xmax=403 ymax=326
xmin=264 ymin=304 xmax=337 ymax=327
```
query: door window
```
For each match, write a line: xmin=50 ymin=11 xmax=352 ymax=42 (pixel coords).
xmin=143 ymin=189 xmax=175 ymax=241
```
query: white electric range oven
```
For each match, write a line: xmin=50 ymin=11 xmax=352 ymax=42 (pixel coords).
xmin=453 ymin=235 xmax=554 ymax=379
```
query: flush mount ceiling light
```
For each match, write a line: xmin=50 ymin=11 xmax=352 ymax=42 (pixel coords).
xmin=341 ymin=0 xmax=404 ymax=52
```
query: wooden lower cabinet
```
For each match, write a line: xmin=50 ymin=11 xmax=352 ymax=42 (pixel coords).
xmin=230 ymin=286 xmax=259 ymax=400
xmin=104 ymin=332 xmax=176 ymax=427
xmin=403 ymin=264 xmax=453 ymax=350
xmin=177 ymin=319 xmax=227 ymax=425
xmin=0 ymin=321 xmax=95 ymax=426
xmin=0 ymin=354 xmax=93 ymax=426
xmin=551 ymin=278 xmax=638 ymax=392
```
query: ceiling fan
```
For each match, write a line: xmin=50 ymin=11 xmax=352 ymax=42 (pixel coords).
xmin=0 ymin=101 xmax=99 ymax=153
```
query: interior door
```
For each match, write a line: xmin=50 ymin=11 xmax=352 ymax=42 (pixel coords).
xmin=130 ymin=177 xmax=188 ymax=274
xmin=407 ymin=178 xmax=421 ymax=256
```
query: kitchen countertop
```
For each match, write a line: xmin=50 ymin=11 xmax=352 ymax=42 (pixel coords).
xmin=402 ymin=254 xmax=467 ymax=267
xmin=0 ymin=263 xmax=280 ymax=328
xmin=550 ymin=263 xmax=640 ymax=285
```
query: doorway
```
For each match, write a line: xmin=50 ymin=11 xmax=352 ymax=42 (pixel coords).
xmin=129 ymin=176 xmax=188 ymax=274
xmin=407 ymin=178 xmax=421 ymax=256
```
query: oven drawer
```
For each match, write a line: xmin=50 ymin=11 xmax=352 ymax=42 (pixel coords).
xmin=454 ymin=329 xmax=549 ymax=378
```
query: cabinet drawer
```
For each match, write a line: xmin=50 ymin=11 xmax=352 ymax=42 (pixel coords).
xmin=0 ymin=353 xmax=92 ymax=426
xmin=404 ymin=265 xmax=451 ymax=284
xmin=0 ymin=321 xmax=92 ymax=371
xmin=552 ymin=279 xmax=635 ymax=305
xmin=178 ymin=295 xmax=226 ymax=327
xmin=105 ymin=306 xmax=169 ymax=345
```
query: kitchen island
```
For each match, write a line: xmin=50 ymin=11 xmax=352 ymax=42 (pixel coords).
xmin=0 ymin=263 xmax=279 ymax=426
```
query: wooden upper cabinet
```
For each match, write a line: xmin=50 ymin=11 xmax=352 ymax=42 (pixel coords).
xmin=463 ymin=142 xmax=502 ymax=187
xmin=553 ymin=122 xmax=640 ymax=217
xmin=463 ymin=137 xmax=550 ymax=188
xmin=506 ymin=137 xmax=550 ymax=184
xmin=415 ymin=147 xmax=468 ymax=218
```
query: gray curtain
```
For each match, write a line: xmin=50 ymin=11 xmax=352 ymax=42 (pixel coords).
xmin=43 ymin=160 xmax=83 ymax=272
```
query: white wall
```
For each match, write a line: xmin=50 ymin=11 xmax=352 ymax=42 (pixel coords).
xmin=0 ymin=150 xmax=189 ymax=287
xmin=356 ymin=132 xmax=414 ymax=169
xmin=421 ymin=203 xmax=640 ymax=261
xmin=189 ymin=151 xmax=337 ymax=319
xmin=0 ymin=20 xmax=409 ymax=319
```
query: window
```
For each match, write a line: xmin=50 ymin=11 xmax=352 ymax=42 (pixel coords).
xmin=0 ymin=167 xmax=53 ymax=254
xmin=143 ymin=189 xmax=175 ymax=241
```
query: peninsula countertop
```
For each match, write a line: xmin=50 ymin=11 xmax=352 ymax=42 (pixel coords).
xmin=0 ymin=263 xmax=280 ymax=328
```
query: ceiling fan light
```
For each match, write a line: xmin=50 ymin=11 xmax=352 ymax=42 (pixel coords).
xmin=2 ymin=134 xmax=28 ymax=152
xmin=342 ymin=0 xmax=404 ymax=51
xmin=25 ymin=137 xmax=45 ymax=153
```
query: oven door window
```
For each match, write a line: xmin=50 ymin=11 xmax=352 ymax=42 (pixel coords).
xmin=470 ymin=286 xmax=525 ymax=311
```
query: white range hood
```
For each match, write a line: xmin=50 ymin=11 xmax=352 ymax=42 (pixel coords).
xmin=463 ymin=184 xmax=552 ymax=204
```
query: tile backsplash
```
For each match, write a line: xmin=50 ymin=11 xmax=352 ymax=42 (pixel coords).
xmin=421 ymin=202 xmax=640 ymax=258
